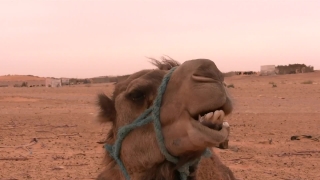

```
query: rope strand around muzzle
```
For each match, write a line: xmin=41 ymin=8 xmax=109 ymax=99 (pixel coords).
xmin=104 ymin=67 xmax=211 ymax=180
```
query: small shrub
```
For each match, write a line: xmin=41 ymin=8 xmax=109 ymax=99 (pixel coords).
xmin=21 ymin=82 xmax=28 ymax=87
xmin=301 ymin=80 xmax=313 ymax=84
xmin=269 ymin=81 xmax=277 ymax=87
xmin=227 ymin=84 xmax=235 ymax=88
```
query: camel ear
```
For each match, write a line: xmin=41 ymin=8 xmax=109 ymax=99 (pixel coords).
xmin=97 ymin=94 xmax=116 ymax=123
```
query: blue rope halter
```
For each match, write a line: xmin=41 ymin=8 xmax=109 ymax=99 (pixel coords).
xmin=104 ymin=67 xmax=212 ymax=180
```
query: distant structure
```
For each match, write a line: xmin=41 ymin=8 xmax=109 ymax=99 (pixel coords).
xmin=46 ymin=78 xmax=62 ymax=87
xmin=61 ymin=78 xmax=70 ymax=86
xmin=260 ymin=65 xmax=276 ymax=76
xmin=275 ymin=64 xmax=314 ymax=74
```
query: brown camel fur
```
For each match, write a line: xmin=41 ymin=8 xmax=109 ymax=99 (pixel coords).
xmin=96 ymin=58 xmax=236 ymax=180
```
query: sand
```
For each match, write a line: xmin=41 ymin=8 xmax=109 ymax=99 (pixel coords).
xmin=0 ymin=72 xmax=319 ymax=180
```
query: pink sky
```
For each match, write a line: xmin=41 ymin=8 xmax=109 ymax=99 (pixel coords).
xmin=1 ymin=0 xmax=319 ymax=78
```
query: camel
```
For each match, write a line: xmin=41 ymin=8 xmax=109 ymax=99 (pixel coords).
xmin=96 ymin=57 xmax=236 ymax=180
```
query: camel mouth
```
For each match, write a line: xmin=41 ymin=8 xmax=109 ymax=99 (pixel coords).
xmin=191 ymin=109 xmax=226 ymax=131
xmin=188 ymin=109 xmax=230 ymax=147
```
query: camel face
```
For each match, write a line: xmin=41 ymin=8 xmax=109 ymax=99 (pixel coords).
xmin=156 ymin=59 xmax=233 ymax=156
xmin=97 ymin=58 xmax=233 ymax=179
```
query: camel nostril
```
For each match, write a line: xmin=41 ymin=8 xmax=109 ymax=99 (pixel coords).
xmin=191 ymin=74 xmax=220 ymax=83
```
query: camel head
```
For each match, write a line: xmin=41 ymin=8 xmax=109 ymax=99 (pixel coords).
xmin=97 ymin=58 xmax=233 ymax=179
xmin=157 ymin=59 xmax=232 ymax=154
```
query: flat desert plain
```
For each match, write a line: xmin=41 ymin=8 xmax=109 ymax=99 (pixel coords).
xmin=0 ymin=71 xmax=319 ymax=180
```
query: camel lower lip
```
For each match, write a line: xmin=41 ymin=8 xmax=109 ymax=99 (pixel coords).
xmin=188 ymin=119 xmax=229 ymax=147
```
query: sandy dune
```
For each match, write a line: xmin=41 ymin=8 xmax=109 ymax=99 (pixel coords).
xmin=0 ymin=72 xmax=319 ymax=180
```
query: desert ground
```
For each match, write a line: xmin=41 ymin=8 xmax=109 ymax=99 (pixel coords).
xmin=0 ymin=71 xmax=319 ymax=180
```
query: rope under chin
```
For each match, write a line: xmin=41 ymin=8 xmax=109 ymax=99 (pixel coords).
xmin=104 ymin=67 xmax=211 ymax=180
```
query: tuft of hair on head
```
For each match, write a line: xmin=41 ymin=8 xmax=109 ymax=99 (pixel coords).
xmin=146 ymin=55 xmax=181 ymax=70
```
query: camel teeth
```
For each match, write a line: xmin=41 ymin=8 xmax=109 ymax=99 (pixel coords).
xmin=223 ymin=121 xmax=229 ymax=128
xmin=212 ymin=110 xmax=225 ymax=124
xmin=198 ymin=111 xmax=225 ymax=123
xmin=212 ymin=110 xmax=220 ymax=122
xmin=220 ymin=111 xmax=225 ymax=121
xmin=204 ymin=112 xmax=214 ymax=120
xmin=198 ymin=114 xmax=204 ymax=122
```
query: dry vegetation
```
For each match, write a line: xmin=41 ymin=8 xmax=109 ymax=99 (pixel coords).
xmin=0 ymin=71 xmax=319 ymax=179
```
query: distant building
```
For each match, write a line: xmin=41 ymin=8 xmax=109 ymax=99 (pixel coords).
xmin=260 ymin=65 xmax=276 ymax=76
xmin=61 ymin=78 xmax=70 ymax=85
xmin=46 ymin=78 xmax=62 ymax=87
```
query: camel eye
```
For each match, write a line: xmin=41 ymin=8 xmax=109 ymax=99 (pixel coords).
xmin=129 ymin=90 xmax=145 ymax=101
